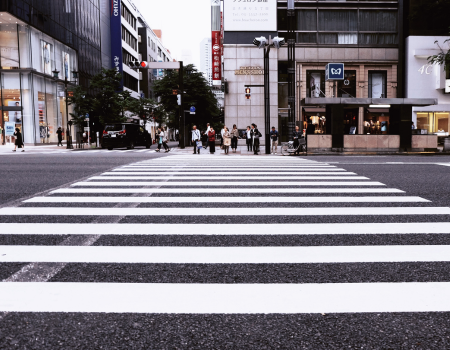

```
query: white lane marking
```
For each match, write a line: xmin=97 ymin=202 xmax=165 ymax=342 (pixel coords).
xmin=51 ymin=188 xmax=404 ymax=194
xmin=104 ymin=171 xmax=352 ymax=175
xmin=2 ymin=245 xmax=450 ymax=264
xmin=25 ymin=196 xmax=429 ymax=204
xmin=88 ymin=176 xmax=369 ymax=180
xmin=2 ymin=282 xmax=450 ymax=313
xmin=1 ymin=222 xmax=449 ymax=235
xmin=71 ymin=181 xmax=385 ymax=187
xmin=437 ymin=163 xmax=450 ymax=167
xmin=120 ymin=166 xmax=337 ymax=169
xmin=135 ymin=149 xmax=150 ymax=152
xmin=1 ymin=207 xmax=449 ymax=216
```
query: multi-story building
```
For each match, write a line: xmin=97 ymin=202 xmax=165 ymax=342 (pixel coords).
xmin=403 ymin=0 xmax=450 ymax=150
xmin=223 ymin=0 xmax=437 ymax=152
xmin=0 ymin=0 xmax=102 ymax=145
xmin=200 ymin=38 xmax=213 ymax=86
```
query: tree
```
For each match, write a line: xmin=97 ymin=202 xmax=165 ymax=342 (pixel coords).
xmin=67 ymin=85 xmax=90 ymax=129
xmin=90 ymin=68 xmax=126 ymax=125
xmin=127 ymin=97 xmax=156 ymax=127
xmin=153 ymin=64 xmax=221 ymax=132
xmin=428 ymin=35 xmax=450 ymax=79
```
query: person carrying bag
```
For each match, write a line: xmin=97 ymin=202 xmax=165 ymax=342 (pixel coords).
xmin=192 ymin=125 xmax=201 ymax=155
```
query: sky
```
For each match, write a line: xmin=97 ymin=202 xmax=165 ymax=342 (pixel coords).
xmin=136 ymin=0 xmax=212 ymax=70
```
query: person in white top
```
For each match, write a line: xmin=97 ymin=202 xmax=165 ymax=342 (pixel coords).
xmin=246 ymin=126 xmax=252 ymax=152
xmin=204 ymin=123 xmax=211 ymax=150
xmin=160 ymin=127 xmax=170 ymax=153
xmin=192 ymin=125 xmax=201 ymax=154
xmin=220 ymin=125 xmax=226 ymax=147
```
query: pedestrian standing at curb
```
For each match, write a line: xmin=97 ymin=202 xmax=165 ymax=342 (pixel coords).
xmin=13 ymin=128 xmax=24 ymax=152
xmin=220 ymin=125 xmax=226 ymax=148
xmin=204 ymin=123 xmax=211 ymax=150
xmin=192 ymin=125 xmax=201 ymax=155
xmin=251 ymin=123 xmax=261 ymax=155
xmin=201 ymin=131 xmax=208 ymax=149
xmin=160 ymin=127 xmax=170 ymax=152
xmin=230 ymin=124 xmax=239 ymax=153
xmin=223 ymin=127 xmax=231 ymax=155
xmin=56 ymin=127 xmax=63 ymax=147
xmin=270 ymin=126 xmax=279 ymax=154
xmin=156 ymin=127 xmax=162 ymax=152
xmin=208 ymin=126 xmax=216 ymax=154
xmin=246 ymin=126 xmax=252 ymax=152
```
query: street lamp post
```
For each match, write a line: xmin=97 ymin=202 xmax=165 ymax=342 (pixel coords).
xmin=53 ymin=69 xmax=78 ymax=149
xmin=253 ymin=36 xmax=285 ymax=154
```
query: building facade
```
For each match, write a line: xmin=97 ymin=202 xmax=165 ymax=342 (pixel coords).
xmin=0 ymin=0 xmax=102 ymax=145
xmin=223 ymin=0 xmax=436 ymax=151
xmin=200 ymin=38 xmax=213 ymax=86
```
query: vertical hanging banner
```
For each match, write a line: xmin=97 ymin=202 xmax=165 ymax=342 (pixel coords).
xmin=212 ymin=30 xmax=222 ymax=86
xmin=211 ymin=0 xmax=222 ymax=86
xmin=110 ymin=0 xmax=123 ymax=89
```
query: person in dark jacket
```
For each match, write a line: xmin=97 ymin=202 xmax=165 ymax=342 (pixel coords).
xmin=293 ymin=125 xmax=304 ymax=155
xmin=208 ymin=127 xmax=216 ymax=154
xmin=56 ymin=127 xmax=63 ymax=146
xmin=13 ymin=128 xmax=24 ymax=152
xmin=245 ymin=126 xmax=252 ymax=152
xmin=251 ymin=123 xmax=261 ymax=155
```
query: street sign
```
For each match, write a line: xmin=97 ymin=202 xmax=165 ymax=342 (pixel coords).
xmin=85 ymin=118 xmax=90 ymax=122
xmin=190 ymin=106 xmax=196 ymax=112
xmin=325 ymin=63 xmax=345 ymax=81
xmin=85 ymin=113 xmax=89 ymax=118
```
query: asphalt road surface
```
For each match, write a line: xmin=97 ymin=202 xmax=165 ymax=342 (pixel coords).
xmin=0 ymin=152 xmax=450 ymax=349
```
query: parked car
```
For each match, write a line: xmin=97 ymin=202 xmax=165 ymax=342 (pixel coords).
xmin=102 ymin=123 xmax=152 ymax=150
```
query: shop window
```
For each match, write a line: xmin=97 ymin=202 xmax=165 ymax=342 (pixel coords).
xmin=0 ymin=24 xmax=19 ymax=68
xmin=368 ymin=71 xmax=387 ymax=98
xmin=337 ymin=70 xmax=356 ymax=98
xmin=304 ymin=114 xmax=326 ymax=135
xmin=344 ymin=109 xmax=358 ymax=135
xmin=364 ymin=109 xmax=390 ymax=135
xmin=417 ymin=112 xmax=449 ymax=134
xmin=306 ymin=70 xmax=325 ymax=98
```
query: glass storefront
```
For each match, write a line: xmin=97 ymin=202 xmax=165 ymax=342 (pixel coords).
xmin=0 ymin=16 xmax=77 ymax=144
xmin=417 ymin=112 xmax=449 ymax=135
xmin=364 ymin=109 xmax=390 ymax=135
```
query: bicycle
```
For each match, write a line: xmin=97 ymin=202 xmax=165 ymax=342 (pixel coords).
xmin=281 ymin=138 xmax=306 ymax=156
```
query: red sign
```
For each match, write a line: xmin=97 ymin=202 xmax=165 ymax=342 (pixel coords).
xmin=212 ymin=30 xmax=221 ymax=86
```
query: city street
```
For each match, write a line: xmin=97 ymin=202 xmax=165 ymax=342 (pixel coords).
xmin=0 ymin=152 xmax=450 ymax=348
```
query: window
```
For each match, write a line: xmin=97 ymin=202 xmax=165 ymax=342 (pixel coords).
xmin=417 ymin=113 xmax=449 ymax=134
xmin=123 ymin=49 xmax=137 ymax=66
xmin=368 ymin=71 xmax=387 ymax=98
xmin=337 ymin=71 xmax=356 ymax=98
xmin=121 ymin=3 xmax=137 ymax=30
xmin=306 ymin=71 xmax=326 ymax=98
xmin=364 ymin=110 xmax=390 ymax=135
xmin=121 ymin=26 xmax=137 ymax=51
xmin=123 ymin=72 xmax=138 ymax=92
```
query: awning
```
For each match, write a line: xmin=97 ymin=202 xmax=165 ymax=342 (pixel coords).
xmin=303 ymin=98 xmax=438 ymax=107
xmin=303 ymin=107 xmax=326 ymax=113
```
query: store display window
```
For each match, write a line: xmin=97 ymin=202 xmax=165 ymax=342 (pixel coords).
xmin=344 ymin=109 xmax=358 ymax=134
xmin=417 ymin=112 xmax=449 ymax=135
xmin=364 ymin=109 xmax=390 ymax=135
xmin=304 ymin=114 xmax=326 ymax=134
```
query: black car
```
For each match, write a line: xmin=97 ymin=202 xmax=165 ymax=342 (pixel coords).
xmin=102 ymin=123 xmax=152 ymax=150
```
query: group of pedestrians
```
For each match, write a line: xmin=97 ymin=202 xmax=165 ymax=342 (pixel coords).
xmin=155 ymin=127 xmax=170 ymax=153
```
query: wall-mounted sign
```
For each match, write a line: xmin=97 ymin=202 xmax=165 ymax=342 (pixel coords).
xmin=234 ymin=66 xmax=264 ymax=75
xmin=110 ymin=0 xmax=123 ymax=89
xmin=325 ymin=63 xmax=345 ymax=81
xmin=4 ymin=122 xmax=15 ymax=136
xmin=224 ymin=0 xmax=277 ymax=32
xmin=445 ymin=79 xmax=450 ymax=93
xmin=212 ymin=30 xmax=222 ymax=86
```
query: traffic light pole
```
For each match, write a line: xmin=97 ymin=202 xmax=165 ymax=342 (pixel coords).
xmin=179 ymin=61 xmax=185 ymax=149
xmin=264 ymin=44 xmax=271 ymax=155
xmin=287 ymin=6 xmax=296 ymax=142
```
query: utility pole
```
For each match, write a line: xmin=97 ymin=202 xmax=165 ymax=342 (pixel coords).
xmin=287 ymin=0 xmax=296 ymax=140
xmin=179 ymin=61 xmax=185 ymax=149
xmin=264 ymin=41 xmax=271 ymax=155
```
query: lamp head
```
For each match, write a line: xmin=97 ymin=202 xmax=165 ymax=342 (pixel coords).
xmin=272 ymin=36 xmax=286 ymax=49
xmin=253 ymin=36 xmax=267 ymax=49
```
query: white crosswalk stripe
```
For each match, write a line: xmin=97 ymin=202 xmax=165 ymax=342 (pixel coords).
xmin=1 ymin=154 xmax=450 ymax=318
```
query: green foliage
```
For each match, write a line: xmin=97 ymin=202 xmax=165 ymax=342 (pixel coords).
xmin=428 ymin=35 xmax=450 ymax=76
xmin=153 ymin=64 xmax=221 ymax=132
xmin=127 ymin=97 xmax=162 ymax=126
xmin=90 ymin=68 xmax=126 ymax=125
xmin=67 ymin=85 xmax=90 ymax=128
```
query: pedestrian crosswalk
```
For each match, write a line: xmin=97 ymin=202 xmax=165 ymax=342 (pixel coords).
xmin=1 ymin=155 xmax=450 ymax=319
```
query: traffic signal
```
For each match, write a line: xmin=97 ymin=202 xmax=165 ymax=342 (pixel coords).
xmin=129 ymin=61 xmax=148 ymax=69
xmin=245 ymin=87 xmax=251 ymax=100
